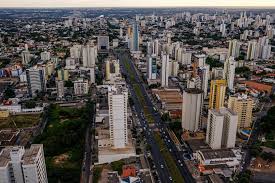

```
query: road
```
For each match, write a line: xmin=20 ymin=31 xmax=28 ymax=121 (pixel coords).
xmin=116 ymin=49 xmax=195 ymax=183
xmin=81 ymin=88 xmax=96 ymax=183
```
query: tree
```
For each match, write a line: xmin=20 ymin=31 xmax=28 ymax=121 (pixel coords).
xmin=206 ymin=57 xmax=223 ymax=69
xmin=3 ymin=86 xmax=15 ymax=99
xmin=25 ymin=100 xmax=36 ymax=109
xmin=64 ymin=80 xmax=74 ymax=88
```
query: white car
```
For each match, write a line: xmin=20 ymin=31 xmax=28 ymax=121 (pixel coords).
xmin=161 ymin=164 xmax=164 ymax=169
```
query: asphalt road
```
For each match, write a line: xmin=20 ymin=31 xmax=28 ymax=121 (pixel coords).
xmin=116 ymin=49 xmax=195 ymax=183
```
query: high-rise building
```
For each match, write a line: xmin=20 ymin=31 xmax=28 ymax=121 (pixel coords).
xmin=131 ymin=22 xmax=139 ymax=52
xmin=105 ymin=59 xmax=120 ymax=81
xmin=209 ymin=80 xmax=227 ymax=109
xmin=211 ymin=67 xmax=224 ymax=80
xmin=193 ymin=54 xmax=206 ymax=67
xmin=97 ymin=36 xmax=110 ymax=51
xmin=198 ymin=65 xmax=210 ymax=98
xmin=73 ymin=79 xmax=89 ymax=95
xmin=65 ymin=57 xmax=76 ymax=70
xmin=26 ymin=67 xmax=46 ymax=97
xmin=147 ymin=55 xmax=157 ymax=80
xmin=206 ymin=108 xmax=238 ymax=149
xmin=21 ymin=50 xmax=31 ymax=65
xmin=228 ymin=40 xmax=240 ymax=58
xmin=57 ymin=69 xmax=69 ymax=81
xmin=169 ymin=60 xmax=179 ymax=77
xmin=246 ymin=40 xmax=259 ymax=60
xmin=223 ymin=57 xmax=236 ymax=91
xmin=70 ymin=44 xmax=82 ymax=59
xmin=228 ymin=94 xmax=253 ymax=129
xmin=0 ymin=144 xmax=48 ymax=183
xmin=82 ymin=45 xmax=97 ymax=68
xmin=108 ymin=85 xmax=128 ymax=148
xmin=161 ymin=54 xmax=169 ymax=87
xmin=182 ymin=88 xmax=204 ymax=132
xmin=40 ymin=51 xmax=51 ymax=61
xmin=56 ymin=80 xmax=65 ymax=99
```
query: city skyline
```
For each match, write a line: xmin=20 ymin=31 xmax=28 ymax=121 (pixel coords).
xmin=1 ymin=0 xmax=275 ymax=8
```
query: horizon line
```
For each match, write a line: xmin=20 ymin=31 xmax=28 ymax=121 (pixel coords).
xmin=1 ymin=6 xmax=275 ymax=9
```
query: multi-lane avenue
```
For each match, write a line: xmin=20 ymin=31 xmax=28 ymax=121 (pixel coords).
xmin=115 ymin=49 xmax=195 ymax=183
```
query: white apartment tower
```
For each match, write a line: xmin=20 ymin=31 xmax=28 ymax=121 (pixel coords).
xmin=21 ymin=51 xmax=31 ymax=65
xmin=56 ymin=80 xmax=65 ymax=99
xmin=0 ymin=144 xmax=48 ymax=183
xmin=82 ymin=45 xmax=97 ymax=68
xmin=223 ymin=56 xmax=236 ymax=91
xmin=26 ymin=67 xmax=46 ymax=97
xmin=73 ymin=79 xmax=89 ymax=95
xmin=182 ymin=89 xmax=204 ymax=132
xmin=108 ymin=86 xmax=128 ymax=148
xmin=206 ymin=108 xmax=238 ymax=149
xmin=40 ymin=51 xmax=51 ymax=61
xmin=228 ymin=40 xmax=240 ymax=58
xmin=161 ymin=54 xmax=169 ymax=87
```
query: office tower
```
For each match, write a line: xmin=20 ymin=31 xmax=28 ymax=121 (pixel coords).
xmin=70 ymin=44 xmax=82 ymax=59
xmin=26 ymin=67 xmax=46 ymax=97
xmin=228 ymin=40 xmax=240 ymax=58
xmin=223 ymin=57 xmax=236 ymax=91
xmin=246 ymin=40 xmax=259 ymax=60
xmin=40 ymin=51 xmax=51 ymax=61
xmin=56 ymin=80 xmax=65 ymax=99
xmin=212 ymin=67 xmax=224 ymax=79
xmin=97 ymin=36 xmax=110 ymax=51
xmin=132 ymin=22 xmax=139 ymax=52
xmin=209 ymin=80 xmax=226 ymax=109
xmin=0 ymin=144 xmax=48 ymax=183
xmin=161 ymin=54 xmax=169 ymax=87
xmin=206 ymin=108 xmax=238 ymax=149
xmin=82 ymin=45 xmax=97 ymax=68
xmin=57 ymin=69 xmax=69 ymax=81
xmin=108 ymin=85 xmax=128 ymax=148
xmin=147 ymin=55 xmax=157 ymax=80
xmin=182 ymin=88 xmax=203 ymax=132
xmin=73 ymin=79 xmax=89 ymax=95
xmin=228 ymin=94 xmax=253 ymax=129
xmin=21 ymin=50 xmax=31 ymax=65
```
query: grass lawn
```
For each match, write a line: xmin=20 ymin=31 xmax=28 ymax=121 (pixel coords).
xmin=154 ymin=132 xmax=184 ymax=183
xmin=0 ymin=113 xmax=41 ymax=129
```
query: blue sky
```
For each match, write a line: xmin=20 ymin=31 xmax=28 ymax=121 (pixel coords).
xmin=1 ymin=0 xmax=275 ymax=7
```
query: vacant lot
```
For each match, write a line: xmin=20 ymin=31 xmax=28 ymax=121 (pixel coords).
xmin=0 ymin=114 xmax=41 ymax=129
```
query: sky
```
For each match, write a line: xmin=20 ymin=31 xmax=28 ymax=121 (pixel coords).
xmin=1 ymin=0 xmax=275 ymax=8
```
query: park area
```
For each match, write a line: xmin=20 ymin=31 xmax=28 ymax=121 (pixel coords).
xmin=34 ymin=103 xmax=92 ymax=183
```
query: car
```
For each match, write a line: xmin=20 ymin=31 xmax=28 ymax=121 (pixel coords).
xmin=180 ymin=163 xmax=183 ymax=167
xmin=160 ymin=164 xmax=164 ymax=169
xmin=178 ymin=160 xmax=181 ymax=163
xmin=169 ymin=149 xmax=172 ymax=152
xmin=169 ymin=177 xmax=172 ymax=181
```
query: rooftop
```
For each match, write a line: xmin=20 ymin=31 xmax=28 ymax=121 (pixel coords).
xmin=199 ymin=149 xmax=236 ymax=160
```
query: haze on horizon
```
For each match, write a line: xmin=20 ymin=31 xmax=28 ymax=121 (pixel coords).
xmin=1 ymin=0 xmax=275 ymax=8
